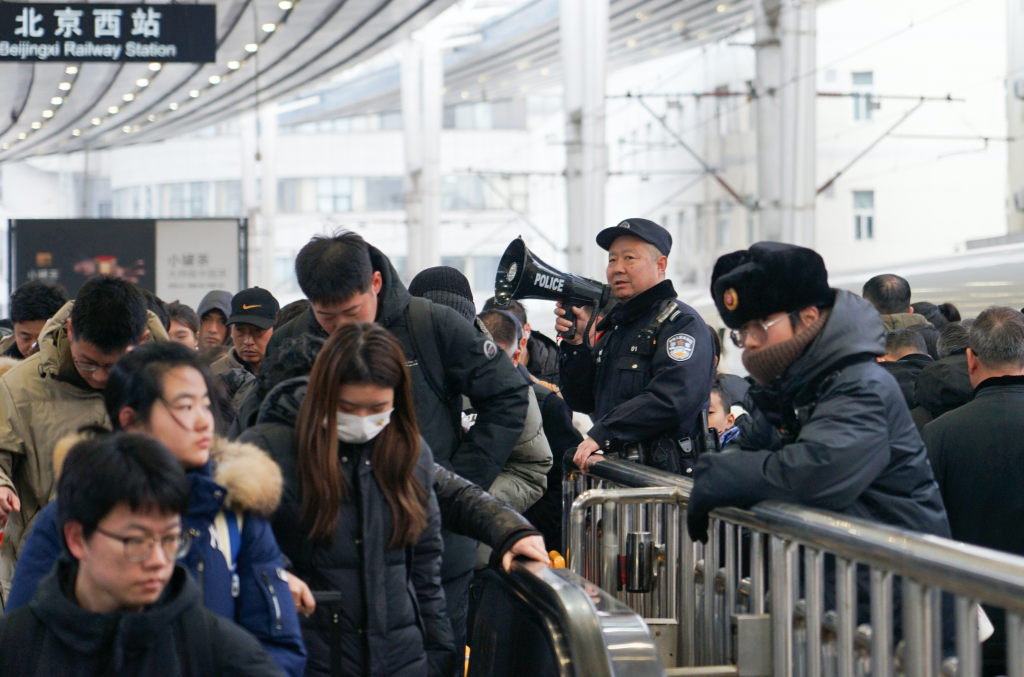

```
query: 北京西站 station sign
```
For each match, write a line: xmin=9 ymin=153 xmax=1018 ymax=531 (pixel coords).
xmin=0 ymin=3 xmax=215 ymax=62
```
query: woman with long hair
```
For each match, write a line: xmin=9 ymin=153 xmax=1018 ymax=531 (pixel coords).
xmin=260 ymin=322 xmax=454 ymax=677
xmin=7 ymin=341 xmax=308 ymax=677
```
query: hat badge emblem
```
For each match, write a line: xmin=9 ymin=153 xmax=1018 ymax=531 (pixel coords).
xmin=723 ymin=289 xmax=739 ymax=312
xmin=619 ymin=221 xmax=631 ymax=229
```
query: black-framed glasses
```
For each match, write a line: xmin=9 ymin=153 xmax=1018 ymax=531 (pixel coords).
xmin=94 ymin=527 xmax=192 ymax=563
xmin=729 ymin=312 xmax=798 ymax=349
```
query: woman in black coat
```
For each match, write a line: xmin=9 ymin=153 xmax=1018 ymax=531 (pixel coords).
xmin=266 ymin=323 xmax=455 ymax=677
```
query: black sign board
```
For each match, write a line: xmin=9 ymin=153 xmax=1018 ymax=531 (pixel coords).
xmin=0 ymin=3 xmax=216 ymax=62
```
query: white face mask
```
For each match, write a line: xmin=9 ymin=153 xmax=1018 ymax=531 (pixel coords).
xmin=336 ymin=409 xmax=393 ymax=444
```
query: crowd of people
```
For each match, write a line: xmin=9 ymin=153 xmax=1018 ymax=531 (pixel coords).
xmin=0 ymin=219 xmax=1016 ymax=676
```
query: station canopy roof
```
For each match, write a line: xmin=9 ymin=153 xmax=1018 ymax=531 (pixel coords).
xmin=0 ymin=0 xmax=753 ymax=161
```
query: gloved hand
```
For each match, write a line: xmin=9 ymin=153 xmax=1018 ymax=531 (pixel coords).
xmin=686 ymin=504 xmax=710 ymax=544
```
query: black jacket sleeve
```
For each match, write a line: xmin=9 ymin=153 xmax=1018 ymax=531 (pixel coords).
xmin=539 ymin=390 xmax=584 ymax=459
xmin=432 ymin=463 xmax=539 ymax=550
xmin=559 ymin=343 xmax=597 ymax=414
xmin=588 ymin=312 xmax=715 ymax=447
xmin=210 ymin=609 xmax=286 ymax=677
xmin=435 ymin=305 xmax=529 ymax=488
xmin=415 ymin=452 xmax=457 ymax=677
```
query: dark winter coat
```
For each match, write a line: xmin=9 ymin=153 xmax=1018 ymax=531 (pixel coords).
xmin=879 ymin=352 xmax=933 ymax=410
xmin=687 ymin=290 xmax=951 ymax=542
xmin=522 ymin=380 xmax=583 ymax=552
xmin=264 ymin=246 xmax=529 ymax=581
xmin=239 ymin=378 xmax=540 ymax=572
xmin=0 ymin=558 xmax=283 ymax=677
xmin=7 ymin=439 xmax=306 ymax=677
xmin=525 ymin=331 xmax=560 ymax=384
xmin=911 ymin=353 xmax=973 ymax=430
xmin=559 ymin=280 xmax=716 ymax=467
xmin=239 ymin=384 xmax=454 ymax=677
xmin=922 ymin=375 xmax=1024 ymax=676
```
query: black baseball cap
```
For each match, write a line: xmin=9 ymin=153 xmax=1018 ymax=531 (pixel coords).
xmin=226 ymin=287 xmax=280 ymax=330
xmin=596 ymin=218 xmax=672 ymax=256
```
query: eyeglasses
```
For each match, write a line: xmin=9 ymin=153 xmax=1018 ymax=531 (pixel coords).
xmin=729 ymin=312 xmax=797 ymax=349
xmin=73 ymin=361 xmax=115 ymax=374
xmin=94 ymin=527 xmax=192 ymax=563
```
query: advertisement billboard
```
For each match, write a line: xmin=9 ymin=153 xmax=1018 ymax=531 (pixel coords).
xmin=9 ymin=218 xmax=246 ymax=309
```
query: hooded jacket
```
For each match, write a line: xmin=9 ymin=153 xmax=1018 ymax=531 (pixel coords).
xmin=688 ymin=290 xmax=951 ymax=541
xmin=264 ymin=245 xmax=529 ymax=581
xmin=881 ymin=312 xmax=930 ymax=332
xmin=0 ymin=558 xmax=282 ymax=677
xmin=879 ymin=352 xmax=933 ymax=410
xmin=6 ymin=437 xmax=306 ymax=677
xmin=0 ymin=301 xmax=168 ymax=602
xmin=911 ymin=353 xmax=974 ymax=430
xmin=236 ymin=377 xmax=455 ymax=677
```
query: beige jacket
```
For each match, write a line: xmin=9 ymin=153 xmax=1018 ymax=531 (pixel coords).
xmin=881 ymin=312 xmax=929 ymax=332
xmin=0 ymin=301 xmax=168 ymax=603
xmin=210 ymin=348 xmax=249 ymax=376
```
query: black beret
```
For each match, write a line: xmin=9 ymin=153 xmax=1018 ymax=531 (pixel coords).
xmin=710 ymin=242 xmax=834 ymax=329
xmin=596 ymin=218 xmax=672 ymax=256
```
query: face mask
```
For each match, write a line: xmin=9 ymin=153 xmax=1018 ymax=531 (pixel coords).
xmin=336 ymin=409 xmax=393 ymax=444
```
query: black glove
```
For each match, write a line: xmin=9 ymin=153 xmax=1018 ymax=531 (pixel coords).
xmin=686 ymin=505 xmax=710 ymax=544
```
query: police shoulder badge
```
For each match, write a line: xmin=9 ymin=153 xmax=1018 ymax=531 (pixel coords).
xmin=483 ymin=340 xmax=499 ymax=360
xmin=666 ymin=333 xmax=696 ymax=362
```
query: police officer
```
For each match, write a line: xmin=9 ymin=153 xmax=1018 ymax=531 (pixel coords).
xmin=557 ymin=218 xmax=716 ymax=474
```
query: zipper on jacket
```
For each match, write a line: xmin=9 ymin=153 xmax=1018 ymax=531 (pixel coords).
xmin=263 ymin=569 xmax=283 ymax=631
xmin=196 ymin=556 xmax=205 ymax=593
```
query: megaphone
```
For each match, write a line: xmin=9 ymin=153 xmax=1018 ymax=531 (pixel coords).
xmin=494 ymin=237 xmax=610 ymax=341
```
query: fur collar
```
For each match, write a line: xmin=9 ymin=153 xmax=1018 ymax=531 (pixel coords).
xmin=53 ymin=435 xmax=282 ymax=516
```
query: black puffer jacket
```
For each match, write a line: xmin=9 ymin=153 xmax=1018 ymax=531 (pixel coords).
xmin=911 ymin=353 xmax=973 ymax=430
xmin=525 ymin=332 xmax=560 ymax=384
xmin=264 ymin=246 xmax=529 ymax=581
xmin=240 ymin=377 xmax=454 ymax=677
xmin=240 ymin=378 xmax=540 ymax=561
xmin=688 ymin=290 xmax=951 ymax=541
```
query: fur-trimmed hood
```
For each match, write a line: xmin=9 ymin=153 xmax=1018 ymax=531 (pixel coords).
xmin=0 ymin=356 xmax=22 ymax=378
xmin=53 ymin=434 xmax=282 ymax=516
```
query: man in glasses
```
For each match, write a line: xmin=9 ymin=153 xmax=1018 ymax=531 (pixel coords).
xmin=0 ymin=433 xmax=281 ymax=676
xmin=686 ymin=242 xmax=950 ymax=543
xmin=557 ymin=218 xmax=716 ymax=474
xmin=0 ymin=276 xmax=168 ymax=604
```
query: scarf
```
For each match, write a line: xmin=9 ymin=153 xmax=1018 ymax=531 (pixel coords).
xmin=741 ymin=309 xmax=831 ymax=386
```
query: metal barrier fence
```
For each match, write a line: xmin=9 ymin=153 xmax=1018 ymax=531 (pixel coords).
xmin=564 ymin=454 xmax=1024 ymax=677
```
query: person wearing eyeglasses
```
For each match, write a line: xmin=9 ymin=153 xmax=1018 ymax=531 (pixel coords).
xmin=686 ymin=242 xmax=950 ymax=545
xmin=556 ymin=218 xmax=716 ymax=475
xmin=0 ymin=432 xmax=283 ymax=677
xmin=0 ymin=276 xmax=169 ymax=604
xmin=6 ymin=342 xmax=307 ymax=677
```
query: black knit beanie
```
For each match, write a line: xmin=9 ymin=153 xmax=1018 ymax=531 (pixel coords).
xmin=409 ymin=266 xmax=476 ymax=322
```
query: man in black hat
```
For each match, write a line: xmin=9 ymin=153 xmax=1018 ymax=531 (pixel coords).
xmin=210 ymin=287 xmax=279 ymax=376
xmin=686 ymin=242 xmax=950 ymax=542
xmin=556 ymin=218 xmax=716 ymax=474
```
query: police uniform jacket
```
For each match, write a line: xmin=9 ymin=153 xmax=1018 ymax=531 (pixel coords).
xmin=559 ymin=280 xmax=716 ymax=454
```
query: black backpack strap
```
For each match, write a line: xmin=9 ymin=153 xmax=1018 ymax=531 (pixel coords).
xmin=406 ymin=297 xmax=449 ymax=404
xmin=0 ymin=608 xmax=43 ymax=674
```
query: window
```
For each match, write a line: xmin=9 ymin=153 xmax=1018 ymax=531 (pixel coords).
xmin=441 ymin=175 xmax=529 ymax=212
xmin=366 ymin=177 xmax=404 ymax=211
xmin=716 ymin=201 xmax=731 ymax=249
xmin=853 ymin=190 xmax=874 ymax=240
xmin=852 ymin=71 xmax=875 ymax=121
xmin=317 ymin=177 xmax=352 ymax=213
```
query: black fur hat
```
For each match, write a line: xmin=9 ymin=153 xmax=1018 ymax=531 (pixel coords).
xmin=711 ymin=242 xmax=834 ymax=329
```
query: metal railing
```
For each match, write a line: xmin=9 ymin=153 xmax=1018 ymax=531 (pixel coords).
xmin=564 ymin=453 xmax=1024 ymax=677
xmin=468 ymin=558 xmax=665 ymax=677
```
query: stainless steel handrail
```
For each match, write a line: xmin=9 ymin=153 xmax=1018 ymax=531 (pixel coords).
xmin=566 ymin=453 xmax=1024 ymax=677
xmin=491 ymin=558 xmax=666 ymax=677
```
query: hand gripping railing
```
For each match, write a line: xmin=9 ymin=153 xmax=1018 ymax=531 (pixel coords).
xmin=564 ymin=452 xmax=1024 ymax=677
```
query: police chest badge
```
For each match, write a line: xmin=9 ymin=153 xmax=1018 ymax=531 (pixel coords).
xmin=666 ymin=333 xmax=695 ymax=362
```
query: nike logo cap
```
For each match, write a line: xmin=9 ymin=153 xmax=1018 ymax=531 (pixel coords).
xmin=227 ymin=287 xmax=280 ymax=330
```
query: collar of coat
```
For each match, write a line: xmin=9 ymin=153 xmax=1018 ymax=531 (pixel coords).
xmin=37 ymin=301 xmax=170 ymax=390
xmin=598 ymin=279 xmax=677 ymax=331
xmin=974 ymin=374 xmax=1024 ymax=396
xmin=53 ymin=435 xmax=282 ymax=517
